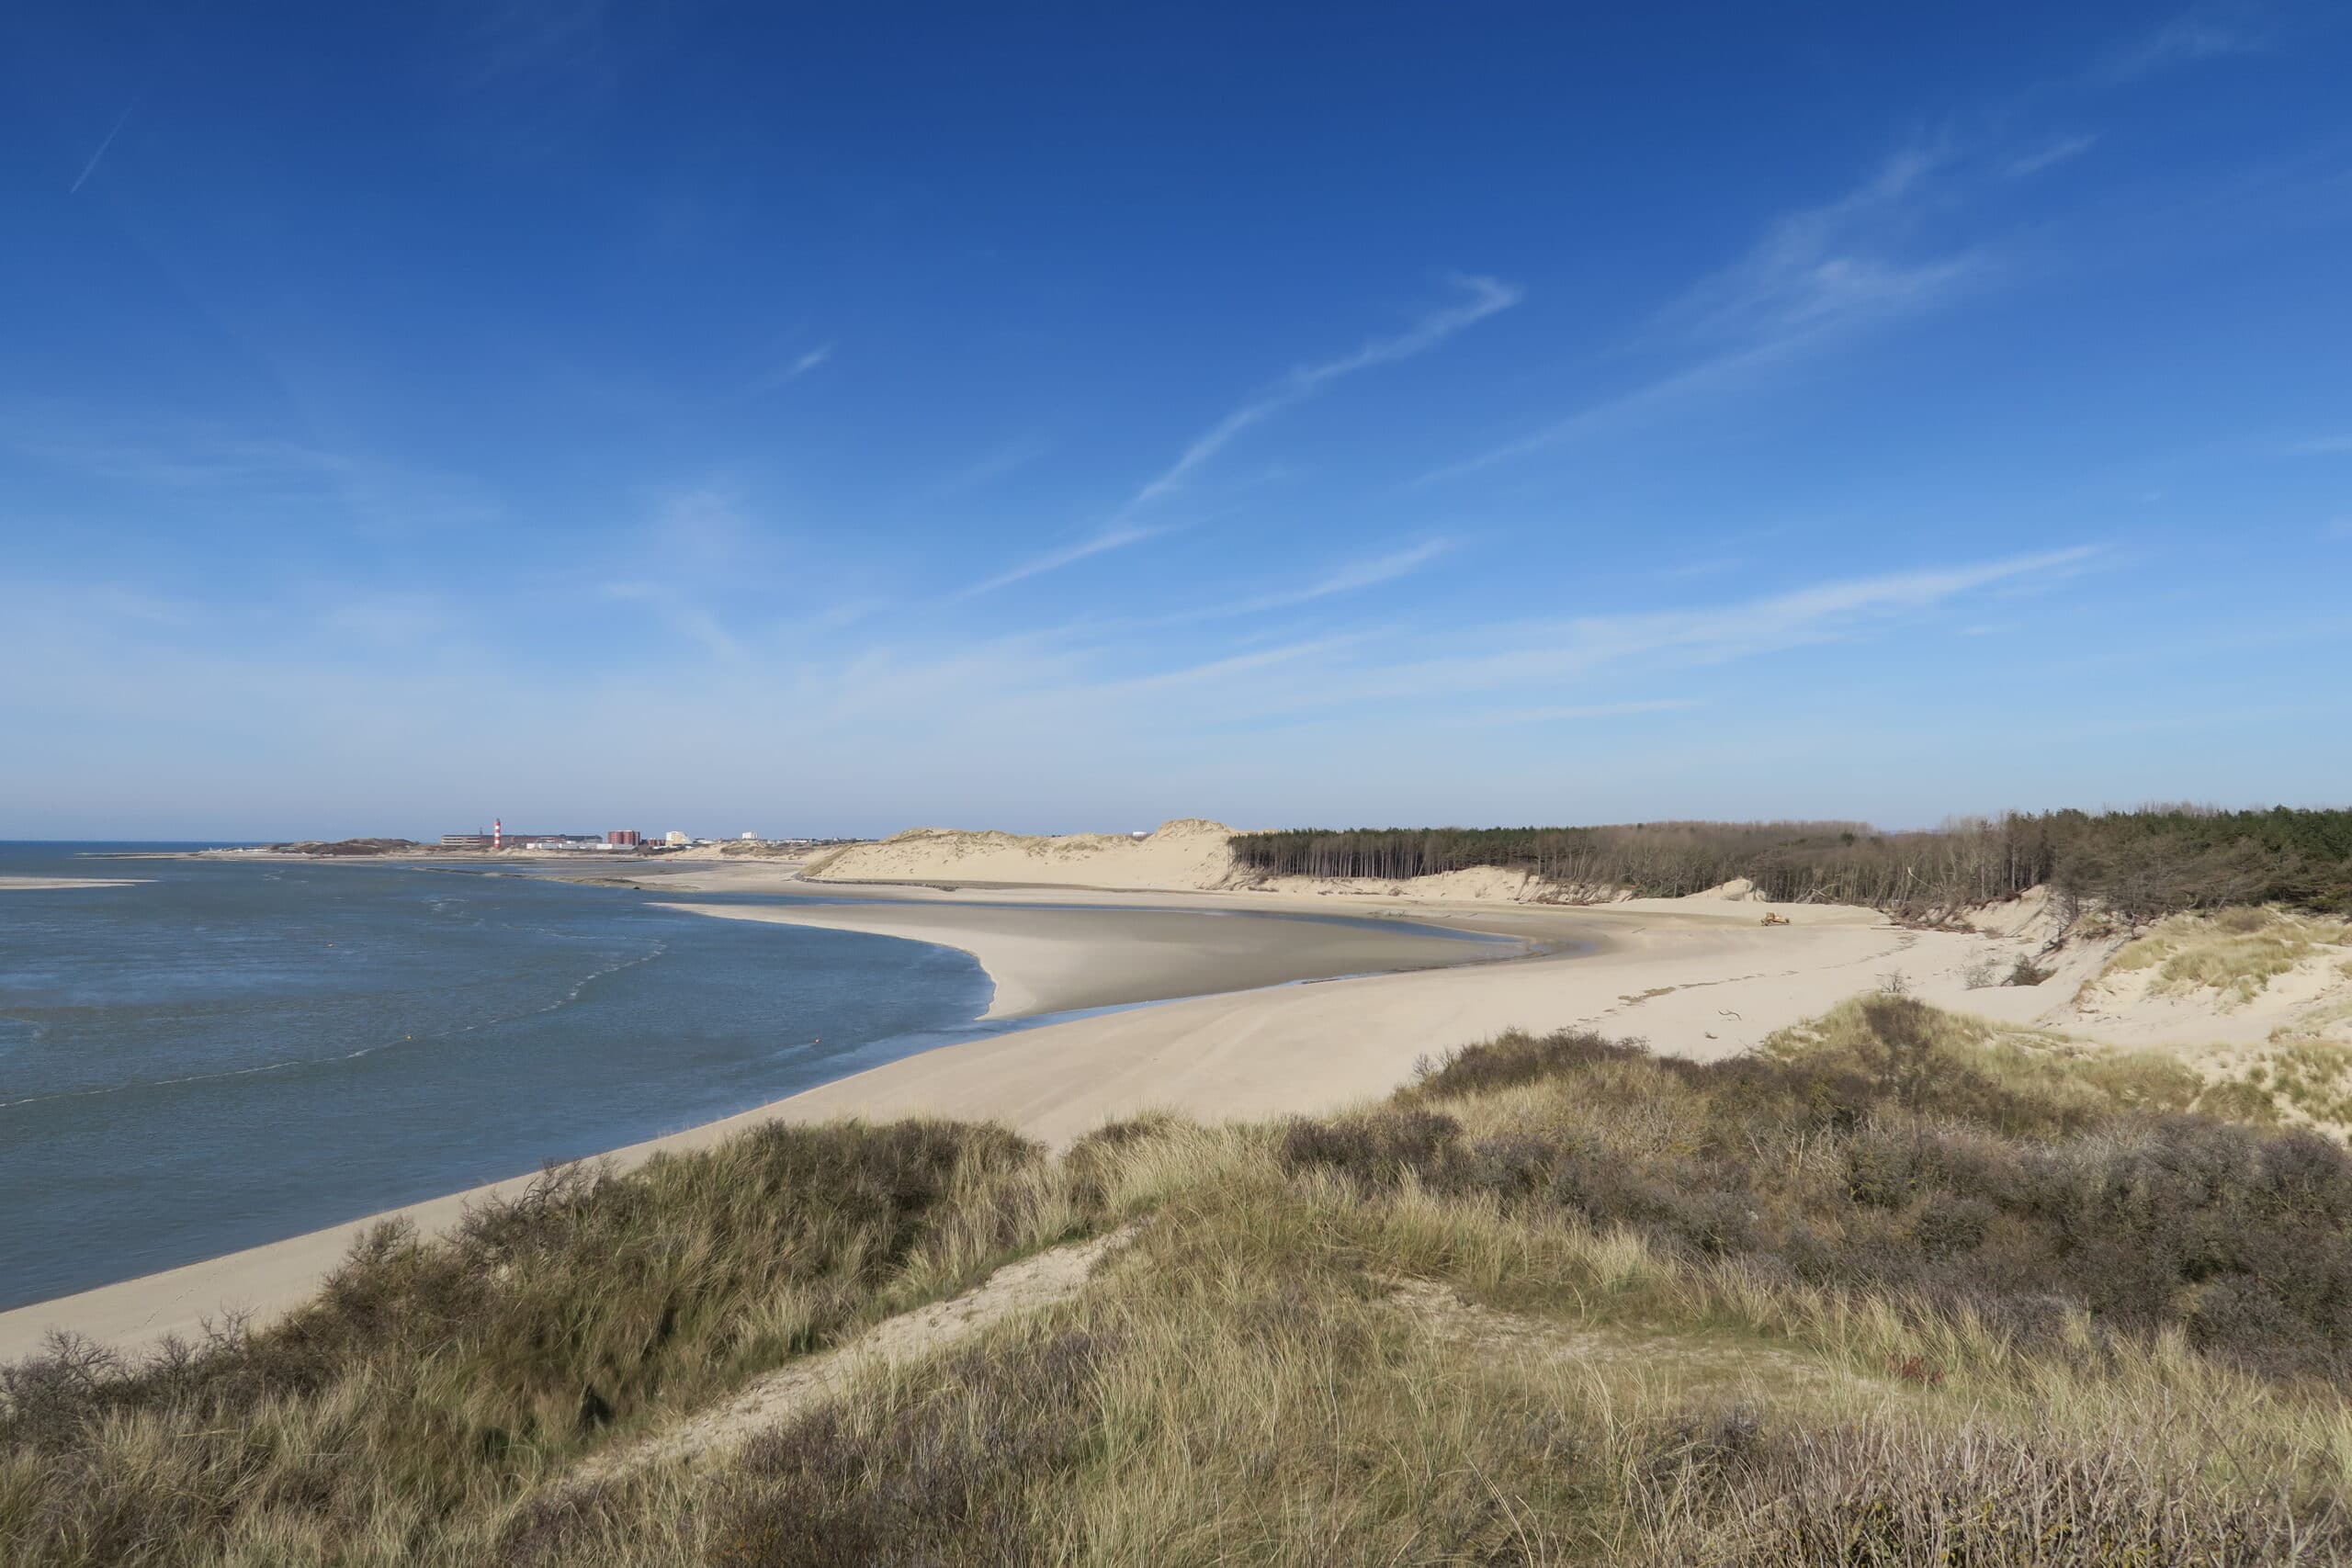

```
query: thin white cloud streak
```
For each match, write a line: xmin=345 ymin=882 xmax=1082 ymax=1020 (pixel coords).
xmin=953 ymin=520 xmax=1175 ymax=599
xmin=601 ymin=581 xmax=743 ymax=660
xmin=956 ymin=276 xmax=1520 ymax=598
xmin=2005 ymin=133 xmax=2100 ymax=178
xmin=466 ymin=0 xmax=611 ymax=85
xmin=1124 ymin=275 xmax=1521 ymax=515
xmin=1134 ymin=539 xmax=1454 ymax=627
xmin=1176 ymin=546 xmax=2103 ymax=723
xmin=6 ymin=417 xmax=502 ymax=533
xmin=1433 ymin=150 xmax=1984 ymax=479
xmin=70 ymin=107 xmax=133 ymax=194
xmin=926 ymin=434 xmax=1056 ymax=498
xmin=1662 ymin=144 xmax=1968 ymax=341
xmin=2091 ymin=15 xmax=2267 ymax=85
xmin=755 ymin=344 xmax=832 ymax=390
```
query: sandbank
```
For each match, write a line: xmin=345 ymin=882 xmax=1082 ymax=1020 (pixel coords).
xmin=0 ymin=876 xmax=150 ymax=891
xmin=649 ymin=899 xmax=1521 ymax=1019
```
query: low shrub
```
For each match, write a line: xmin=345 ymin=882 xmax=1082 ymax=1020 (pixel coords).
xmin=1291 ymin=1015 xmax=2352 ymax=1380
xmin=2007 ymin=953 xmax=2053 ymax=986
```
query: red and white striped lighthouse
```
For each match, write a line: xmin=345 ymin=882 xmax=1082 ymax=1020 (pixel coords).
xmin=492 ymin=818 xmax=503 ymax=851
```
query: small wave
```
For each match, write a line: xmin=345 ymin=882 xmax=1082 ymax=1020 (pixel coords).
xmin=448 ymin=940 xmax=667 ymax=1032
xmin=0 ymin=1052 xmax=319 ymax=1111
xmin=0 ymin=940 xmax=671 ymax=1112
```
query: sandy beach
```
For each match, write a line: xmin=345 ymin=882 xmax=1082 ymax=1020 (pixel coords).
xmin=0 ymin=876 xmax=151 ymax=891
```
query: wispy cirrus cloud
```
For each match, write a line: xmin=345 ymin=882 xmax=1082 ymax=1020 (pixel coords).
xmin=1134 ymin=539 xmax=1456 ymax=628
xmin=926 ymin=434 xmax=1057 ymax=499
xmin=754 ymin=344 xmax=832 ymax=391
xmin=1219 ymin=539 xmax=1454 ymax=615
xmin=1227 ymin=546 xmax=2105 ymax=718
xmin=971 ymin=546 xmax=2109 ymax=738
xmin=465 ymin=0 xmax=612 ymax=86
xmin=2005 ymin=133 xmax=2100 ymax=178
xmin=1124 ymin=275 xmax=1521 ymax=515
xmin=69 ymin=106 xmax=134 ymax=194
xmin=4 ymin=414 xmax=501 ymax=533
xmin=2091 ymin=14 xmax=2269 ymax=85
xmin=954 ymin=520 xmax=1172 ymax=599
xmin=1433 ymin=149 xmax=1987 ymax=479
xmin=1659 ymin=144 xmax=1979 ymax=344
xmin=956 ymin=276 xmax=1521 ymax=598
xmin=1427 ymin=6 xmax=2282 ymax=489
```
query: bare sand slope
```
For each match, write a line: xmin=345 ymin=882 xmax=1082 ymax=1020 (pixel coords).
xmin=648 ymin=900 xmax=1520 ymax=1019
xmin=803 ymin=818 xmax=1239 ymax=890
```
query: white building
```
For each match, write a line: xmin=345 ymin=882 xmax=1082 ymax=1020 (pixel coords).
xmin=664 ymin=829 xmax=691 ymax=846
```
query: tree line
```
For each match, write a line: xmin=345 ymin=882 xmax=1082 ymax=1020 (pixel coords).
xmin=1227 ymin=807 xmax=2352 ymax=919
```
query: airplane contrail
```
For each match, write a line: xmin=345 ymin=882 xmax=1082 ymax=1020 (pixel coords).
xmin=70 ymin=107 xmax=133 ymax=194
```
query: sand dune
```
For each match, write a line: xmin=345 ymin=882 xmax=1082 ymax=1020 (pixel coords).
xmin=803 ymin=818 xmax=1241 ymax=890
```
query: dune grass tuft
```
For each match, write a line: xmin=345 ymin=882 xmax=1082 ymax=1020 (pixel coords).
xmin=2105 ymin=907 xmax=2352 ymax=1006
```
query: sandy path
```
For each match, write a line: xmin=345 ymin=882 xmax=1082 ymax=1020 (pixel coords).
xmin=649 ymin=900 xmax=1521 ymax=1019
xmin=578 ymin=1227 xmax=1136 ymax=1483
xmin=0 ymin=886 xmax=1994 ymax=1364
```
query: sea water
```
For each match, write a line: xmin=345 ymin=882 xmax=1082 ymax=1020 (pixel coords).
xmin=0 ymin=844 xmax=1509 ymax=1314
xmin=0 ymin=844 xmax=996 ymax=1311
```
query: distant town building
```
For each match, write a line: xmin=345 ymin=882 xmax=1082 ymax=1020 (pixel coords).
xmin=442 ymin=828 xmax=579 ymax=850
xmin=664 ymin=829 xmax=691 ymax=847
xmin=606 ymin=829 xmax=642 ymax=847
xmin=740 ymin=831 xmax=759 ymax=840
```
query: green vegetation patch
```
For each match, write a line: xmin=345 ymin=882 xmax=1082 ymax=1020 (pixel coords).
xmin=1231 ymin=805 xmax=2352 ymax=919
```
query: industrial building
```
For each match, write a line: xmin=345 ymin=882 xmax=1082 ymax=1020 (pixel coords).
xmin=440 ymin=819 xmax=601 ymax=851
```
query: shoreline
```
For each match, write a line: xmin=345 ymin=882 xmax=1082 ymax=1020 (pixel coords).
xmin=0 ymin=874 xmax=2056 ymax=1364
xmin=0 ymin=875 xmax=153 ymax=891
xmin=0 ymin=883 xmax=1562 ymax=1359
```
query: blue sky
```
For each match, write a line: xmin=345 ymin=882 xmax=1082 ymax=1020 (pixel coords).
xmin=3 ymin=3 xmax=2348 ymax=840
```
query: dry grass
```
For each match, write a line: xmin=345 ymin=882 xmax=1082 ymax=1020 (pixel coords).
xmin=2104 ymin=908 xmax=2352 ymax=1006
xmin=13 ymin=998 xmax=2352 ymax=1563
xmin=0 ymin=1120 xmax=1080 ymax=1567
